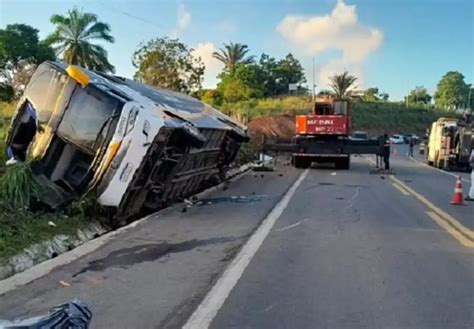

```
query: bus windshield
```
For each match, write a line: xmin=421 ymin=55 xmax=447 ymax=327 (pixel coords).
xmin=57 ymin=86 xmax=121 ymax=154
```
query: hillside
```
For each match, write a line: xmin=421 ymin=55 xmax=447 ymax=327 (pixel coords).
xmin=232 ymin=98 xmax=457 ymax=144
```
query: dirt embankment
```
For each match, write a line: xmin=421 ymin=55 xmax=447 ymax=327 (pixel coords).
xmin=247 ymin=115 xmax=295 ymax=145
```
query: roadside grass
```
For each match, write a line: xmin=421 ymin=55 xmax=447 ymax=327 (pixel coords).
xmin=0 ymin=124 xmax=6 ymax=171
xmin=237 ymin=141 xmax=260 ymax=164
xmin=0 ymin=101 xmax=15 ymax=172
xmin=0 ymin=208 xmax=94 ymax=264
xmin=351 ymin=103 xmax=456 ymax=135
xmin=0 ymin=101 xmax=109 ymax=266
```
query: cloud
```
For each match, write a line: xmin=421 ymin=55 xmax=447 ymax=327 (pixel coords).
xmin=172 ymin=2 xmax=191 ymax=37
xmin=177 ymin=2 xmax=191 ymax=31
xmin=277 ymin=0 xmax=383 ymax=87
xmin=192 ymin=42 xmax=224 ymax=88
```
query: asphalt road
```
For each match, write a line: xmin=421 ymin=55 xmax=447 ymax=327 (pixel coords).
xmin=0 ymin=164 xmax=302 ymax=328
xmin=1 ymin=151 xmax=473 ymax=328
xmin=209 ymin=154 xmax=474 ymax=329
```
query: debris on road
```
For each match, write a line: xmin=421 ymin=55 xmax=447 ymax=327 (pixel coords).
xmin=253 ymin=165 xmax=274 ymax=172
xmin=0 ymin=298 xmax=92 ymax=328
xmin=59 ymin=280 xmax=71 ymax=287
xmin=48 ymin=221 xmax=57 ymax=227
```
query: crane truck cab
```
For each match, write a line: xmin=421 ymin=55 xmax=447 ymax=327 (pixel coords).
xmin=293 ymin=98 xmax=352 ymax=169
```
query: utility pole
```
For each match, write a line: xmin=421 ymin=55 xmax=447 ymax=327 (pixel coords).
xmin=312 ymin=56 xmax=315 ymax=103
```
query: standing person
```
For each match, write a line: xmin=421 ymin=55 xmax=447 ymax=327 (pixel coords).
xmin=383 ymin=134 xmax=391 ymax=170
xmin=409 ymin=138 xmax=415 ymax=157
xmin=466 ymin=148 xmax=474 ymax=201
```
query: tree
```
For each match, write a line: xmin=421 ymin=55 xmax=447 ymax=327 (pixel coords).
xmin=133 ymin=37 xmax=204 ymax=94
xmin=363 ymin=87 xmax=379 ymax=102
xmin=273 ymin=53 xmax=306 ymax=95
xmin=218 ymin=78 xmax=251 ymax=103
xmin=434 ymin=71 xmax=470 ymax=110
xmin=379 ymin=93 xmax=389 ymax=101
xmin=406 ymin=86 xmax=432 ymax=105
xmin=216 ymin=65 xmax=260 ymax=102
xmin=200 ymin=89 xmax=223 ymax=107
xmin=46 ymin=7 xmax=115 ymax=72
xmin=258 ymin=53 xmax=278 ymax=96
xmin=0 ymin=24 xmax=55 ymax=98
xmin=0 ymin=83 xmax=14 ymax=101
xmin=329 ymin=71 xmax=358 ymax=98
xmin=212 ymin=42 xmax=255 ymax=73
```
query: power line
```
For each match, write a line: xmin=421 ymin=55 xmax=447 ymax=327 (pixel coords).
xmin=96 ymin=1 xmax=164 ymax=29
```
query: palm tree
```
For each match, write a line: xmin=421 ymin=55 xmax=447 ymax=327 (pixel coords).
xmin=212 ymin=42 xmax=255 ymax=72
xmin=46 ymin=7 xmax=115 ymax=73
xmin=329 ymin=71 xmax=358 ymax=98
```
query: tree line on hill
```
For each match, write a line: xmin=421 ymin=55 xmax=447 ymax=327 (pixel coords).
xmin=0 ymin=7 xmax=472 ymax=111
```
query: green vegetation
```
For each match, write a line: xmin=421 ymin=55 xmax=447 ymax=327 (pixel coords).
xmin=434 ymin=71 xmax=472 ymax=110
xmin=0 ymin=164 xmax=102 ymax=263
xmin=0 ymin=101 xmax=15 ymax=172
xmin=237 ymin=141 xmax=260 ymax=164
xmin=329 ymin=71 xmax=358 ymax=98
xmin=214 ymin=52 xmax=306 ymax=105
xmin=220 ymin=96 xmax=456 ymax=135
xmin=0 ymin=101 xmax=107 ymax=265
xmin=0 ymin=165 xmax=107 ymax=264
xmin=406 ymin=86 xmax=432 ymax=106
xmin=0 ymin=24 xmax=55 ymax=100
xmin=351 ymin=102 xmax=455 ymax=134
xmin=46 ymin=7 xmax=115 ymax=72
xmin=133 ymin=37 xmax=205 ymax=94
xmin=0 ymin=206 xmax=96 ymax=264
xmin=212 ymin=42 xmax=255 ymax=72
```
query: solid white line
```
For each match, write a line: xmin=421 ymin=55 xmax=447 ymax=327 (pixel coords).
xmin=182 ymin=169 xmax=309 ymax=329
xmin=409 ymin=157 xmax=471 ymax=183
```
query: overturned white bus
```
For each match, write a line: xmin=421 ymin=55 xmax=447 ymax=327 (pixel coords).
xmin=6 ymin=61 xmax=248 ymax=222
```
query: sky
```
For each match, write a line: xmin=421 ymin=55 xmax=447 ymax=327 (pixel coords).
xmin=0 ymin=0 xmax=473 ymax=100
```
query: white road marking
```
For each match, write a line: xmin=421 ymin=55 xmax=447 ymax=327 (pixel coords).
xmin=409 ymin=157 xmax=471 ymax=183
xmin=182 ymin=169 xmax=309 ymax=329
xmin=275 ymin=218 xmax=308 ymax=232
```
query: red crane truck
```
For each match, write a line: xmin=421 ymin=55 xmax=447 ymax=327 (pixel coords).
xmin=267 ymin=97 xmax=383 ymax=170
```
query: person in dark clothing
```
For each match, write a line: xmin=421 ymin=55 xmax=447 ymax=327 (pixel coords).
xmin=409 ymin=138 xmax=414 ymax=157
xmin=383 ymin=134 xmax=390 ymax=170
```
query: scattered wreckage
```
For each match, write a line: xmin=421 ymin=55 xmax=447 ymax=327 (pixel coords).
xmin=5 ymin=61 xmax=248 ymax=222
